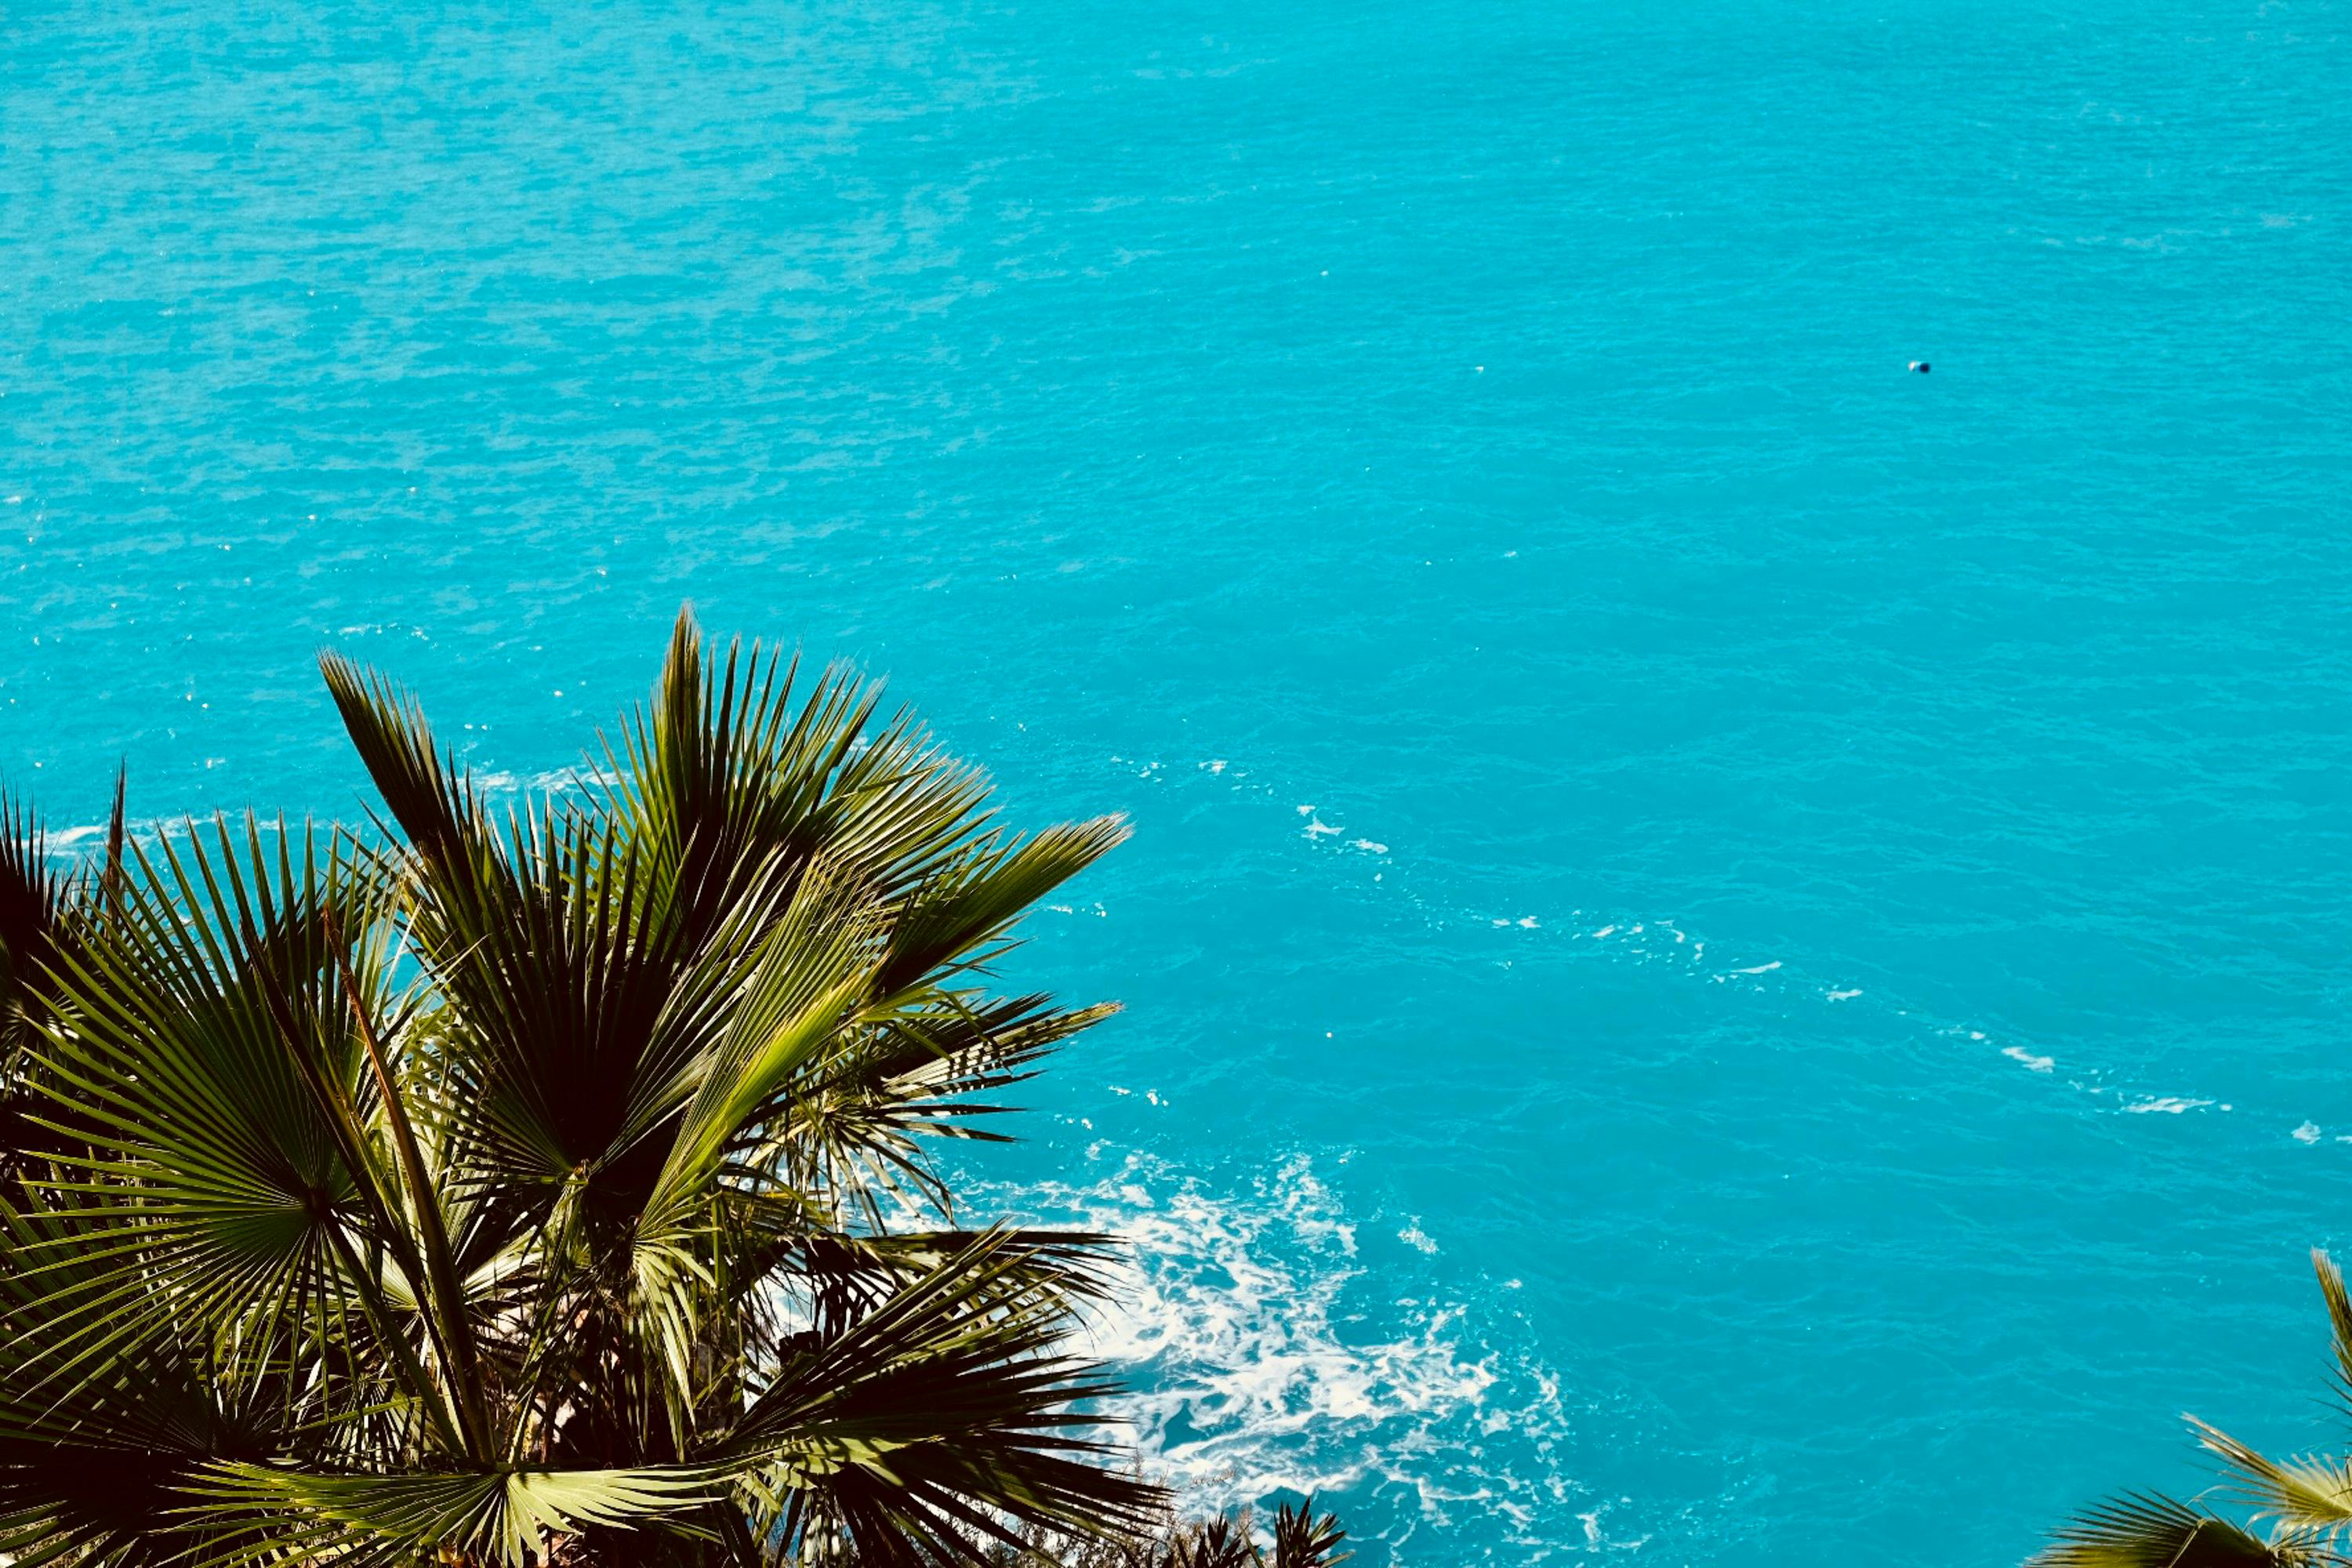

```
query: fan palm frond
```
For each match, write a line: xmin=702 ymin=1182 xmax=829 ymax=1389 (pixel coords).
xmin=0 ymin=613 xmax=1181 ymax=1568
xmin=188 ymin=1458 xmax=733 ymax=1568
xmin=2034 ymin=1493 xmax=2321 ymax=1567
xmin=2039 ymin=1251 xmax=2352 ymax=1568
xmin=728 ymin=1228 xmax=1162 ymax=1559
xmin=2194 ymin=1415 xmax=2352 ymax=1536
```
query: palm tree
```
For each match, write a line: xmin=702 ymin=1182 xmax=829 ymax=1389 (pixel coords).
xmin=0 ymin=611 xmax=1172 ymax=1567
xmin=2035 ymin=1250 xmax=2352 ymax=1566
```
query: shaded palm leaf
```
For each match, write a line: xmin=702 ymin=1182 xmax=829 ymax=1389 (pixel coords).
xmin=2034 ymin=1493 xmax=2324 ymax=1567
xmin=758 ymin=996 xmax=1118 ymax=1231
xmin=1269 ymin=1500 xmax=1348 ymax=1568
xmin=0 ymin=789 xmax=64 ymax=1051
xmin=191 ymin=1459 xmax=731 ymax=1568
xmin=730 ymin=1230 xmax=1163 ymax=1559
xmin=1162 ymin=1514 xmax=1257 ymax=1568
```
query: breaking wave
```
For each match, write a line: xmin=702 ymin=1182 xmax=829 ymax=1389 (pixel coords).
xmin=976 ymin=1149 xmax=1695 ymax=1563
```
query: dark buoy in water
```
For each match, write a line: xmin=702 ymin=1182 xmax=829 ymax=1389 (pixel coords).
xmin=1908 ymin=361 xmax=1931 ymax=374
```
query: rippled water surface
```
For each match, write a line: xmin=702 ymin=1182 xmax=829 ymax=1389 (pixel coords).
xmin=5 ymin=1 xmax=2350 ymax=1561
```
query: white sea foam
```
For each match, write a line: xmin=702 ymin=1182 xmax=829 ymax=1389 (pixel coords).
xmin=1133 ymin=749 xmax=2255 ymax=1173
xmin=976 ymin=1151 xmax=1635 ymax=1559
xmin=469 ymin=765 xmax=608 ymax=797
xmin=2295 ymin=1122 xmax=2322 ymax=1144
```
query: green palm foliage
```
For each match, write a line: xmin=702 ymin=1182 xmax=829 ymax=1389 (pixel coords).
xmin=0 ymin=612 xmax=1167 ymax=1568
xmin=995 ymin=1498 xmax=1348 ymax=1568
xmin=2034 ymin=1251 xmax=2352 ymax=1567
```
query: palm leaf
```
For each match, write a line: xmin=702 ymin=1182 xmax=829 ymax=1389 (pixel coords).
xmin=2194 ymin=1417 xmax=2352 ymax=1534
xmin=873 ymin=818 xmax=1129 ymax=1001
xmin=9 ymin=817 xmax=470 ymax=1453
xmin=189 ymin=1460 xmax=729 ymax=1568
xmin=1269 ymin=1499 xmax=1348 ymax=1568
xmin=728 ymin=1229 xmax=1163 ymax=1560
xmin=1162 ymin=1514 xmax=1258 ymax=1568
xmin=325 ymin=653 xmax=780 ymax=1217
xmin=758 ymin=996 xmax=1119 ymax=1230
xmin=0 ymin=789 xmax=64 ymax=1041
xmin=0 ymin=789 xmax=72 ymax=1176
xmin=2312 ymin=1250 xmax=2352 ymax=1433
xmin=2033 ymin=1492 xmax=2321 ymax=1566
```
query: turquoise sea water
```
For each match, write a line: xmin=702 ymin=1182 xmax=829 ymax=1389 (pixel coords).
xmin=5 ymin=2 xmax=2350 ymax=1561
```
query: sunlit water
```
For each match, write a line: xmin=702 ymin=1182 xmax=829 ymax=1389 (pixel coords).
xmin=5 ymin=1 xmax=2349 ymax=1561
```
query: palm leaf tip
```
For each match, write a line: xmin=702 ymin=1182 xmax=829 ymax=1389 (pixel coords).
xmin=2185 ymin=1414 xmax=2352 ymax=1534
xmin=317 ymin=649 xmax=481 ymax=867
xmin=2033 ymin=1493 xmax=2308 ymax=1567
xmin=1271 ymin=1497 xmax=1349 ymax=1568
xmin=0 ymin=789 xmax=60 ymax=1055
xmin=2308 ymin=1248 xmax=2352 ymax=1423
xmin=100 ymin=759 xmax=127 ymax=918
